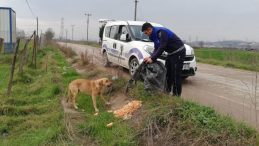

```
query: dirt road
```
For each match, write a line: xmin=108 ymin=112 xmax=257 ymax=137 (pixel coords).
xmin=58 ymin=42 xmax=259 ymax=128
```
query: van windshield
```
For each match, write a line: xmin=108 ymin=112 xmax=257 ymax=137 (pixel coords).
xmin=129 ymin=25 xmax=151 ymax=42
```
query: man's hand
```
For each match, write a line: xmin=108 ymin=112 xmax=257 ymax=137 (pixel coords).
xmin=144 ymin=57 xmax=153 ymax=64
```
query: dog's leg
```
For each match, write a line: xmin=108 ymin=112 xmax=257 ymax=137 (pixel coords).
xmin=72 ymin=89 xmax=78 ymax=109
xmin=92 ymin=93 xmax=99 ymax=113
xmin=100 ymin=92 xmax=110 ymax=105
xmin=72 ymin=96 xmax=78 ymax=109
xmin=67 ymin=88 xmax=71 ymax=103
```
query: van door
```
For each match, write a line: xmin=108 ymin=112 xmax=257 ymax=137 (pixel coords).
xmin=106 ymin=25 xmax=119 ymax=63
xmin=115 ymin=25 xmax=131 ymax=67
xmin=102 ymin=26 xmax=113 ymax=62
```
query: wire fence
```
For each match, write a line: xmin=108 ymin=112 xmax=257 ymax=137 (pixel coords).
xmin=0 ymin=30 xmax=42 ymax=95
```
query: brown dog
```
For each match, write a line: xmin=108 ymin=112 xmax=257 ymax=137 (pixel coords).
xmin=67 ymin=78 xmax=112 ymax=112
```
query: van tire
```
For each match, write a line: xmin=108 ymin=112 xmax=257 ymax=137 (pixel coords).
xmin=129 ymin=58 xmax=139 ymax=76
xmin=102 ymin=51 xmax=110 ymax=67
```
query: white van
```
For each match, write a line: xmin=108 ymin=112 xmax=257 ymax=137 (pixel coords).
xmin=101 ymin=20 xmax=197 ymax=78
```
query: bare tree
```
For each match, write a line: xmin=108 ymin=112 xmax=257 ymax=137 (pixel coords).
xmin=16 ymin=28 xmax=26 ymax=39
xmin=45 ymin=28 xmax=55 ymax=42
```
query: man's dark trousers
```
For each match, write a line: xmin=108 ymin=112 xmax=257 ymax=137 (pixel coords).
xmin=165 ymin=49 xmax=186 ymax=96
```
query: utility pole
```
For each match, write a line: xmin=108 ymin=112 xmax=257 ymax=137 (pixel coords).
xmin=66 ymin=29 xmax=68 ymax=48
xmin=36 ymin=17 xmax=38 ymax=38
xmin=71 ymin=25 xmax=75 ymax=41
xmin=134 ymin=0 xmax=138 ymax=21
xmin=36 ymin=17 xmax=38 ymax=69
xmin=85 ymin=13 xmax=92 ymax=42
xmin=60 ymin=18 xmax=64 ymax=40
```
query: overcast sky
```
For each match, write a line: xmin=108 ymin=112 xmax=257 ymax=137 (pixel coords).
xmin=1 ymin=0 xmax=259 ymax=42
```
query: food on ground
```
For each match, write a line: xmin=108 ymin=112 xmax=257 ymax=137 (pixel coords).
xmin=113 ymin=100 xmax=142 ymax=119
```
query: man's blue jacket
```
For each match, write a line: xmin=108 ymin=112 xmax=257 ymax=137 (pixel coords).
xmin=149 ymin=27 xmax=184 ymax=60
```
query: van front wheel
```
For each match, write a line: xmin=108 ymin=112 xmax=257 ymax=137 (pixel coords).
xmin=102 ymin=51 xmax=110 ymax=67
xmin=129 ymin=58 xmax=139 ymax=76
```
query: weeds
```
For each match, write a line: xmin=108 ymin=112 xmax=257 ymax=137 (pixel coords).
xmin=57 ymin=43 xmax=76 ymax=58
xmin=127 ymin=83 xmax=259 ymax=146
xmin=2 ymin=42 xmax=257 ymax=145
xmin=0 ymin=44 xmax=69 ymax=145
xmin=196 ymin=48 xmax=259 ymax=71
xmin=80 ymin=50 xmax=90 ymax=65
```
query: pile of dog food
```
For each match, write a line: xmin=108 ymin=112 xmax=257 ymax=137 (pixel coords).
xmin=113 ymin=100 xmax=142 ymax=119
xmin=106 ymin=100 xmax=142 ymax=128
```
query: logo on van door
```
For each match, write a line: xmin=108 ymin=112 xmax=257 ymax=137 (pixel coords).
xmin=103 ymin=44 xmax=119 ymax=55
xmin=125 ymin=48 xmax=143 ymax=59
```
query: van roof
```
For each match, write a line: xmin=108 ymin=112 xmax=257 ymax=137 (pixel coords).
xmin=105 ymin=20 xmax=163 ymax=27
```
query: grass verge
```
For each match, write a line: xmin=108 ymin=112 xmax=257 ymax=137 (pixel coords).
xmin=76 ymin=79 xmax=137 ymax=146
xmin=127 ymin=83 xmax=259 ymax=145
xmin=195 ymin=48 xmax=259 ymax=71
xmin=0 ymin=43 xmax=74 ymax=145
xmin=2 ymin=43 xmax=257 ymax=145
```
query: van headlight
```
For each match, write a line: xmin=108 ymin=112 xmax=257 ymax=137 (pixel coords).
xmin=144 ymin=46 xmax=154 ymax=55
xmin=191 ymin=49 xmax=195 ymax=55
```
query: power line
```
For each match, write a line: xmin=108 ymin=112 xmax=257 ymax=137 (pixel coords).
xmin=60 ymin=18 xmax=64 ymax=40
xmin=25 ymin=0 xmax=36 ymax=18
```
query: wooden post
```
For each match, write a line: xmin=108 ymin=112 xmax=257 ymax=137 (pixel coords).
xmin=31 ymin=31 xmax=36 ymax=66
xmin=7 ymin=39 xmax=20 ymax=95
xmin=0 ymin=38 xmax=4 ymax=53
xmin=33 ymin=31 xmax=37 ymax=68
xmin=23 ymin=32 xmax=35 ymax=68
xmin=31 ymin=33 xmax=35 ymax=65
xmin=18 ymin=43 xmax=29 ymax=74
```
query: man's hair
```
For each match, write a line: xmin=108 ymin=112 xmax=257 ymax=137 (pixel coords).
xmin=142 ymin=22 xmax=153 ymax=32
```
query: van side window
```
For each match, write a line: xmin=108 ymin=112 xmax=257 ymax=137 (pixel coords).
xmin=105 ymin=26 xmax=111 ymax=37
xmin=118 ymin=25 xmax=129 ymax=41
xmin=110 ymin=26 xmax=119 ymax=39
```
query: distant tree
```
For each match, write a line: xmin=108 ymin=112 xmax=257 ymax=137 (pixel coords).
xmin=16 ymin=28 xmax=25 ymax=39
xmin=45 ymin=28 xmax=55 ymax=41
xmin=199 ymin=41 xmax=204 ymax=48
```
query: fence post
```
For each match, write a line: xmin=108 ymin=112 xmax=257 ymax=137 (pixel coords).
xmin=7 ymin=39 xmax=20 ymax=95
xmin=19 ymin=45 xmax=29 ymax=74
xmin=0 ymin=38 xmax=4 ymax=53
xmin=31 ymin=31 xmax=36 ymax=67
xmin=34 ymin=34 xmax=38 ymax=69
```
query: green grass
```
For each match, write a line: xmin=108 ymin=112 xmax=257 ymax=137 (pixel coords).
xmin=76 ymin=79 xmax=137 ymax=146
xmin=2 ymin=42 xmax=258 ymax=145
xmin=0 ymin=44 xmax=69 ymax=146
xmin=0 ymin=42 xmax=136 ymax=146
xmin=195 ymin=48 xmax=259 ymax=71
xmin=128 ymin=83 xmax=259 ymax=145
xmin=77 ymin=100 xmax=136 ymax=146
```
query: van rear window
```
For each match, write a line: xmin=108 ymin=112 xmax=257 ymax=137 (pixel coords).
xmin=105 ymin=26 xmax=111 ymax=37
xmin=110 ymin=26 xmax=118 ymax=39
